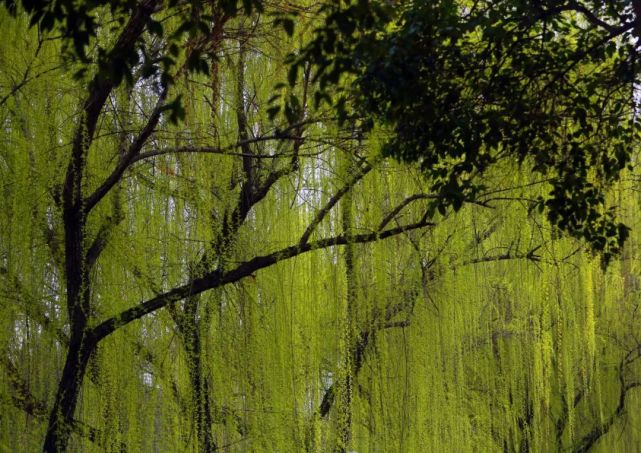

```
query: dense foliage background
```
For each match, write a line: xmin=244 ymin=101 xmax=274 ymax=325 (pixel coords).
xmin=2 ymin=1 xmax=641 ymax=452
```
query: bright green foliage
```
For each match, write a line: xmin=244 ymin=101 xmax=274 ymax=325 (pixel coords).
xmin=1 ymin=2 xmax=641 ymax=453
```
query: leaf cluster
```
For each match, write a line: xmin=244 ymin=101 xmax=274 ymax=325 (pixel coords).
xmin=293 ymin=0 xmax=640 ymax=263
xmin=2 ymin=0 xmax=264 ymax=122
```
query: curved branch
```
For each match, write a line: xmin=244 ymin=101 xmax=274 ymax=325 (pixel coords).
xmin=131 ymin=134 xmax=307 ymax=163
xmin=537 ymin=2 xmax=620 ymax=34
xmin=90 ymin=218 xmax=434 ymax=343
xmin=84 ymin=86 xmax=167 ymax=213
xmin=63 ymin=0 xmax=159 ymax=211
xmin=377 ymin=194 xmax=437 ymax=231
xmin=299 ymin=162 xmax=373 ymax=246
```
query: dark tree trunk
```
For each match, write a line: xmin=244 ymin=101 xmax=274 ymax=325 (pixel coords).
xmin=43 ymin=168 xmax=93 ymax=452
xmin=187 ymin=331 xmax=216 ymax=452
xmin=172 ymin=297 xmax=217 ymax=452
xmin=42 ymin=328 xmax=95 ymax=452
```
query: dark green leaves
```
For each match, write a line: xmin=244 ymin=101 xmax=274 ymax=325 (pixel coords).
xmin=296 ymin=0 xmax=639 ymax=262
xmin=273 ymin=14 xmax=295 ymax=37
xmin=1 ymin=0 xmax=263 ymax=123
xmin=161 ymin=94 xmax=185 ymax=125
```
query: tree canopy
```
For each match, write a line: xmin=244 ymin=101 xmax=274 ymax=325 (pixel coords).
xmin=293 ymin=0 xmax=641 ymax=262
xmin=1 ymin=1 xmax=641 ymax=452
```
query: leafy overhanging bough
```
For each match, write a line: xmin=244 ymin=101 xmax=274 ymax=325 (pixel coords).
xmin=287 ymin=0 xmax=641 ymax=264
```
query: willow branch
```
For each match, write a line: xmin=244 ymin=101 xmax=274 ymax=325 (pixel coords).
xmin=299 ymin=162 xmax=373 ymax=246
xmin=63 ymin=0 xmax=159 ymax=211
xmin=84 ymin=85 xmax=167 ymax=214
xmin=90 ymin=218 xmax=434 ymax=343
xmin=0 ymin=65 xmax=62 ymax=108
xmin=377 ymin=194 xmax=437 ymax=231
xmin=572 ymin=354 xmax=641 ymax=452
xmin=131 ymin=134 xmax=306 ymax=163
xmin=0 ymin=268 xmax=69 ymax=345
xmin=319 ymin=296 xmax=415 ymax=417
xmin=462 ymin=244 xmax=542 ymax=265
xmin=1 ymin=356 xmax=122 ymax=449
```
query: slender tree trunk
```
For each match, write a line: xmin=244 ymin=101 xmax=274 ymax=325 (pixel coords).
xmin=337 ymin=154 xmax=357 ymax=453
xmin=43 ymin=154 xmax=93 ymax=452
xmin=41 ymin=185 xmax=93 ymax=452
xmin=184 ymin=318 xmax=216 ymax=452
xmin=172 ymin=298 xmax=217 ymax=452
xmin=191 ymin=369 xmax=215 ymax=453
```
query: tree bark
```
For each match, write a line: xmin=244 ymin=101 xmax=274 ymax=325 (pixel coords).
xmin=337 ymin=153 xmax=357 ymax=453
xmin=186 ymin=326 xmax=216 ymax=452
xmin=172 ymin=299 xmax=217 ymax=452
xmin=42 ymin=328 xmax=95 ymax=452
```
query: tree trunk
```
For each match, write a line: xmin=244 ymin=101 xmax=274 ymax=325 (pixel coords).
xmin=42 ymin=328 xmax=95 ymax=452
xmin=185 ymin=322 xmax=216 ymax=452
xmin=337 ymin=153 xmax=357 ymax=453
xmin=43 ymin=186 xmax=93 ymax=452
xmin=172 ymin=297 xmax=217 ymax=452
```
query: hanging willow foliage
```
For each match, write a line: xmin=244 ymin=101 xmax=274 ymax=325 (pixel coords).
xmin=1 ymin=2 xmax=641 ymax=453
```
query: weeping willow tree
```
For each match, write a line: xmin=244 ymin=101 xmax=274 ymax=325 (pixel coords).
xmin=2 ymin=1 xmax=641 ymax=452
xmin=0 ymin=2 xmax=435 ymax=451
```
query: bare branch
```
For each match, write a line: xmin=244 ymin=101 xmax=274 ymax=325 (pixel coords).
xmin=131 ymin=133 xmax=320 ymax=163
xmin=462 ymin=244 xmax=542 ymax=265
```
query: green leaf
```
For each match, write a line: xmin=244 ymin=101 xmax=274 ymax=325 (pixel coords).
xmin=288 ymin=64 xmax=298 ymax=87
xmin=267 ymin=105 xmax=281 ymax=120
xmin=148 ymin=19 xmax=163 ymax=36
